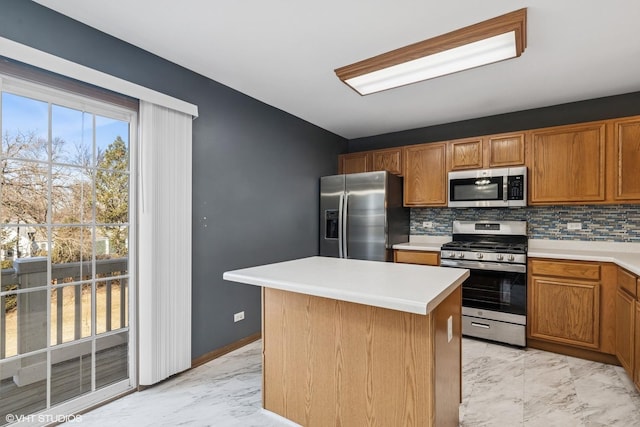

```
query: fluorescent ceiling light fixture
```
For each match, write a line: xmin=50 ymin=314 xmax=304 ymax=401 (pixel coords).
xmin=335 ymin=8 xmax=527 ymax=95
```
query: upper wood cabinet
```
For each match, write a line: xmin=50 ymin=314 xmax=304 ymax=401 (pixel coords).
xmin=371 ymin=147 xmax=403 ymax=175
xmin=338 ymin=115 xmax=640 ymax=207
xmin=448 ymin=133 xmax=525 ymax=171
xmin=528 ymin=122 xmax=607 ymax=204
xmin=448 ymin=138 xmax=483 ymax=170
xmin=403 ymin=142 xmax=447 ymax=207
xmin=613 ymin=117 xmax=640 ymax=201
xmin=338 ymin=152 xmax=371 ymax=174
xmin=486 ymin=133 xmax=526 ymax=167
xmin=338 ymin=148 xmax=402 ymax=175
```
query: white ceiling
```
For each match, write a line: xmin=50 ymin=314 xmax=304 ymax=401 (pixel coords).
xmin=34 ymin=0 xmax=640 ymax=139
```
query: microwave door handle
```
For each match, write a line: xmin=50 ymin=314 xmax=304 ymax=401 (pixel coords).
xmin=343 ymin=192 xmax=349 ymax=258
xmin=503 ymin=179 xmax=508 ymax=202
xmin=338 ymin=193 xmax=344 ymax=258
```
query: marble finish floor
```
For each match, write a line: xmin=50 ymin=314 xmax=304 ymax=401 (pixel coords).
xmin=65 ymin=338 xmax=640 ymax=427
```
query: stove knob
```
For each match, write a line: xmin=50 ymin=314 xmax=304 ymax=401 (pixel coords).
xmin=496 ymin=254 xmax=504 ymax=261
xmin=456 ymin=252 xmax=464 ymax=259
xmin=476 ymin=253 xmax=483 ymax=259
xmin=508 ymin=254 xmax=515 ymax=262
xmin=448 ymin=251 xmax=456 ymax=258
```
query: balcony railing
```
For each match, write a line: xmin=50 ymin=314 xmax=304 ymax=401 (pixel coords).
xmin=1 ymin=256 xmax=128 ymax=372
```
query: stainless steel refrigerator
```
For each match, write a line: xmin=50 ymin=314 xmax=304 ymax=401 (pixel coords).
xmin=320 ymin=171 xmax=409 ymax=262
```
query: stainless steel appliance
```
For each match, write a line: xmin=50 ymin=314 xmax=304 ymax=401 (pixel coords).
xmin=440 ymin=220 xmax=527 ymax=346
xmin=448 ymin=166 xmax=527 ymax=208
xmin=320 ymin=171 xmax=408 ymax=262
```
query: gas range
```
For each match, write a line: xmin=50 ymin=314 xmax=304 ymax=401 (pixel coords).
xmin=440 ymin=221 xmax=528 ymax=271
xmin=439 ymin=220 xmax=528 ymax=347
xmin=440 ymin=241 xmax=527 ymax=265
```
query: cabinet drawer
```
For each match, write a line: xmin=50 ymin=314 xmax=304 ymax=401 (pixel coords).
xmin=529 ymin=259 xmax=600 ymax=280
xmin=394 ymin=250 xmax=440 ymax=266
xmin=618 ymin=267 xmax=637 ymax=297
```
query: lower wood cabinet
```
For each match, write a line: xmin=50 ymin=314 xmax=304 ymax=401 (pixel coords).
xmin=615 ymin=266 xmax=640 ymax=390
xmin=616 ymin=287 xmax=635 ymax=373
xmin=635 ymin=300 xmax=640 ymax=387
xmin=528 ymin=259 xmax=616 ymax=358
xmin=394 ymin=249 xmax=440 ymax=266
xmin=529 ymin=275 xmax=601 ymax=349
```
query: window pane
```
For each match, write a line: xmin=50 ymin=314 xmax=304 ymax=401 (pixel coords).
xmin=50 ymin=283 xmax=92 ymax=345
xmin=51 ymin=342 xmax=92 ymax=405
xmin=1 ymin=92 xmax=48 ymax=162
xmin=51 ymin=226 xmax=93 ymax=270
xmin=51 ymin=165 xmax=93 ymax=225
xmin=95 ymin=172 xmax=129 ymax=225
xmin=96 ymin=331 xmax=128 ymax=389
xmin=1 ymin=291 xmax=18 ymax=358
xmin=96 ymin=225 xmax=128 ymax=260
xmin=0 ymin=226 xmax=48 ymax=268
xmin=11 ymin=289 xmax=48 ymax=354
xmin=96 ymin=116 xmax=128 ymax=171
xmin=0 ymin=352 xmax=47 ymax=421
xmin=96 ymin=277 xmax=128 ymax=334
xmin=52 ymin=105 xmax=92 ymax=167
xmin=0 ymin=159 xmax=49 ymax=225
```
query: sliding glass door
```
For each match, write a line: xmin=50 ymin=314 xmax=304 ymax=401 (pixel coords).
xmin=0 ymin=76 xmax=136 ymax=425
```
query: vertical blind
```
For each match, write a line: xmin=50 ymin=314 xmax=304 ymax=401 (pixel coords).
xmin=138 ymin=101 xmax=192 ymax=385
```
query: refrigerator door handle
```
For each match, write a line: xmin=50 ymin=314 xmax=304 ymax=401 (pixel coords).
xmin=343 ymin=192 xmax=349 ymax=258
xmin=338 ymin=193 xmax=344 ymax=258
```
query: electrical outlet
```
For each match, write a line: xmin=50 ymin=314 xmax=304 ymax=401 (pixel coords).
xmin=234 ymin=311 xmax=245 ymax=322
xmin=567 ymin=222 xmax=582 ymax=231
xmin=422 ymin=221 xmax=433 ymax=228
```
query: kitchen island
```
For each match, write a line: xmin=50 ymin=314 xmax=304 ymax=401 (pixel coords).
xmin=223 ymin=256 xmax=469 ymax=427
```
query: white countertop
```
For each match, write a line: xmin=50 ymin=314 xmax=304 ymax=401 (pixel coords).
xmin=223 ymin=256 xmax=469 ymax=315
xmin=528 ymin=239 xmax=640 ymax=276
xmin=393 ymin=237 xmax=640 ymax=275
xmin=393 ymin=235 xmax=450 ymax=252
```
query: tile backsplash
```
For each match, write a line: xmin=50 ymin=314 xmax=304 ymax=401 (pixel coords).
xmin=411 ymin=205 xmax=640 ymax=242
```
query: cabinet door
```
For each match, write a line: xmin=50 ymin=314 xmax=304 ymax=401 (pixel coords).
xmin=394 ymin=250 xmax=439 ymax=266
xmin=449 ymin=138 xmax=483 ymax=170
xmin=529 ymin=276 xmax=600 ymax=349
xmin=403 ymin=142 xmax=447 ymax=206
xmin=530 ymin=259 xmax=600 ymax=281
xmin=372 ymin=148 xmax=402 ymax=175
xmin=487 ymin=133 xmax=525 ymax=167
xmin=616 ymin=288 xmax=635 ymax=376
xmin=339 ymin=152 xmax=371 ymax=174
xmin=635 ymin=300 xmax=640 ymax=388
xmin=529 ymin=123 xmax=606 ymax=204
xmin=613 ymin=117 xmax=640 ymax=201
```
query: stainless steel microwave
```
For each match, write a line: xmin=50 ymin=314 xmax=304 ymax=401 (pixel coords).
xmin=448 ymin=166 xmax=527 ymax=208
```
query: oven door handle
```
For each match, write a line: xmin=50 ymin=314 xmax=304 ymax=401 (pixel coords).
xmin=471 ymin=322 xmax=490 ymax=329
xmin=440 ymin=259 xmax=526 ymax=274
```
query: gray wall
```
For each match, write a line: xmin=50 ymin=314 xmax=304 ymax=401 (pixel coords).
xmin=349 ymin=91 xmax=640 ymax=152
xmin=0 ymin=0 xmax=346 ymax=359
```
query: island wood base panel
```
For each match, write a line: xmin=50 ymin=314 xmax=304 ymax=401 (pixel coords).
xmin=262 ymin=286 xmax=461 ymax=427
